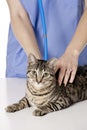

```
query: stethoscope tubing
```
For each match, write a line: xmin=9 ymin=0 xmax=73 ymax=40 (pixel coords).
xmin=38 ymin=0 xmax=48 ymax=60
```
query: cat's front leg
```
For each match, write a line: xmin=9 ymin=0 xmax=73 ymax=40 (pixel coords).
xmin=33 ymin=97 xmax=71 ymax=116
xmin=33 ymin=103 xmax=57 ymax=116
xmin=5 ymin=97 xmax=31 ymax=112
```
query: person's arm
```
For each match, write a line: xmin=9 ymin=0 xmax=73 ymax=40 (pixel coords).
xmin=6 ymin=0 xmax=42 ymax=59
xmin=55 ymin=0 xmax=87 ymax=86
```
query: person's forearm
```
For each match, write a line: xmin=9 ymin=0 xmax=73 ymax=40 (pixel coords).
xmin=7 ymin=0 xmax=41 ymax=59
xmin=11 ymin=14 xmax=42 ymax=59
xmin=65 ymin=9 xmax=87 ymax=56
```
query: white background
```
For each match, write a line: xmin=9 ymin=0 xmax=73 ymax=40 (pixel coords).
xmin=0 ymin=0 xmax=10 ymax=78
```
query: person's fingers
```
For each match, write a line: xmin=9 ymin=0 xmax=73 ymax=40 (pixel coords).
xmin=58 ymin=68 xmax=66 ymax=86
xmin=54 ymin=60 xmax=61 ymax=72
xmin=69 ymin=68 xmax=77 ymax=83
xmin=54 ymin=65 xmax=58 ymax=73
xmin=64 ymin=68 xmax=72 ymax=86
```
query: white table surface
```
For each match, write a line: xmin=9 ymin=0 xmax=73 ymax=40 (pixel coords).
xmin=0 ymin=78 xmax=87 ymax=130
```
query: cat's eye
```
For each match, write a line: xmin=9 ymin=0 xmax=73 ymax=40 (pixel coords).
xmin=32 ymin=71 xmax=36 ymax=74
xmin=44 ymin=72 xmax=49 ymax=76
xmin=27 ymin=70 xmax=31 ymax=74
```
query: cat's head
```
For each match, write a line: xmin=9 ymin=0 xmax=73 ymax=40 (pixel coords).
xmin=27 ymin=54 xmax=57 ymax=90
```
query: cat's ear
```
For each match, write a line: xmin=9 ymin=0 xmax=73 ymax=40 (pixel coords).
xmin=28 ymin=53 xmax=37 ymax=64
xmin=47 ymin=58 xmax=57 ymax=70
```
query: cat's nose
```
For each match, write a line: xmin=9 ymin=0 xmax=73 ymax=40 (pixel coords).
xmin=36 ymin=76 xmax=42 ymax=83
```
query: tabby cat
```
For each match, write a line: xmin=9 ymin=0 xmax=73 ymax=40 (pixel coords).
xmin=5 ymin=54 xmax=87 ymax=116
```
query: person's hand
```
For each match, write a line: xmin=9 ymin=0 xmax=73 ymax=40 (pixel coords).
xmin=54 ymin=50 xmax=79 ymax=86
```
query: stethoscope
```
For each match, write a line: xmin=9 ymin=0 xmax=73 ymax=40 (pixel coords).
xmin=38 ymin=0 xmax=48 ymax=60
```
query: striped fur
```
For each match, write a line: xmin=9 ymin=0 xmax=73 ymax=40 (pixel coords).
xmin=6 ymin=54 xmax=87 ymax=116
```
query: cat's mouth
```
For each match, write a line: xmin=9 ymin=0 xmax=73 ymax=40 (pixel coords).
xmin=33 ymin=82 xmax=44 ymax=90
xmin=30 ymin=80 xmax=52 ymax=90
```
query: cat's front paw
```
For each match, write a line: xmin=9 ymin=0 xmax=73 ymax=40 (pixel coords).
xmin=33 ymin=109 xmax=47 ymax=116
xmin=5 ymin=105 xmax=18 ymax=113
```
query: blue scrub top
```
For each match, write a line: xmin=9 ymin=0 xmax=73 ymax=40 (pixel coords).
xmin=6 ymin=0 xmax=87 ymax=78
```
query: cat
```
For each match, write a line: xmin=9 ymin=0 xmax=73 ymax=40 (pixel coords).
xmin=5 ymin=54 xmax=87 ymax=116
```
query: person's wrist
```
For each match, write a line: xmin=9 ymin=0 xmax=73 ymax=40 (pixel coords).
xmin=65 ymin=46 xmax=80 ymax=58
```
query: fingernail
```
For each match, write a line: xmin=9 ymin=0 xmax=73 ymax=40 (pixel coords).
xmin=69 ymin=80 xmax=73 ymax=83
xmin=59 ymin=82 xmax=61 ymax=86
xmin=64 ymin=82 xmax=67 ymax=87
xmin=69 ymin=81 xmax=73 ymax=84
